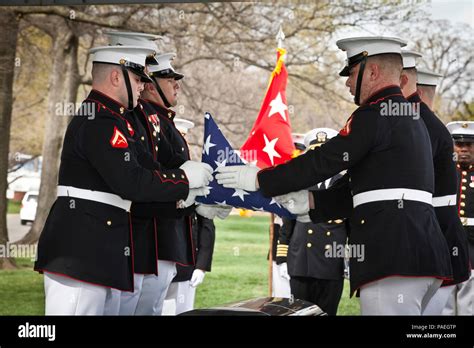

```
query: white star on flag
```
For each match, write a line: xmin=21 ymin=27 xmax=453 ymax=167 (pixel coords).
xmin=262 ymin=133 xmax=281 ymax=166
xmin=268 ymin=92 xmax=288 ymax=121
xmin=197 ymin=112 xmax=294 ymax=218
xmin=214 ymin=159 xmax=227 ymax=172
xmin=203 ymin=134 xmax=216 ymax=155
xmin=203 ymin=186 xmax=212 ymax=197
xmin=232 ymin=189 xmax=250 ymax=201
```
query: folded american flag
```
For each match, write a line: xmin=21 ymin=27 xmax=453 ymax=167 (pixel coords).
xmin=196 ymin=112 xmax=294 ymax=218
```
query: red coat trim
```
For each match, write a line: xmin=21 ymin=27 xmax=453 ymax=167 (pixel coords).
xmin=368 ymin=93 xmax=404 ymax=106
xmin=152 ymin=169 xmax=188 ymax=185
xmin=364 ymin=84 xmax=400 ymax=104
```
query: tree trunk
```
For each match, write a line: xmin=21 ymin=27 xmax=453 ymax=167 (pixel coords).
xmin=17 ymin=20 xmax=79 ymax=245
xmin=0 ymin=9 xmax=19 ymax=269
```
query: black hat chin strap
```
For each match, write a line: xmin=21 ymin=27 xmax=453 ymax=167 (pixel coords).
xmin=151 ymin=76 xmax=172 ymax=108
xmin=354 ymin=56 xmax=367 ymax=106
xmin=121 ymin=65 xmax=134 ymax=111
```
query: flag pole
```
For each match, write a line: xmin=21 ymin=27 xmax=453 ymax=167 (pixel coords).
xmin=268 ymin=24 xmax=286 ymax=297
xmin=276 ymin=24 xmax=285 ymax=51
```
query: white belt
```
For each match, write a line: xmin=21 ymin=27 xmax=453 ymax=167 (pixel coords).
xmin=353 ymin=188 xmax=432 ymax=208
xmin=461 ymin=217 xmax=474 ymax=226
xmin=57 ymin=185 xmax=131 ymax=211
xmin=432 ymin=194 xmax=457 ymax=207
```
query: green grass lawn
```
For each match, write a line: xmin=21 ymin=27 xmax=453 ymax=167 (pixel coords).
xmin=0 ymin=215 xmax=360 ymax=315
xmin=0 ymin=258 xmax=44 ymax=315
xmin=7 ymin=200 xmax=21 ymax=214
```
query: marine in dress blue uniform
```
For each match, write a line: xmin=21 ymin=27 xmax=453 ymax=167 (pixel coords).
xmin=104 ymin=32 xmax=206 ymax=316
xmin=276 ymin=128 xmax=348 ymax=315
xmin=133 ymin=52 xmax=198 ymax=315
xmin=34 ymin=45 xmax=199 ymax=315
xmin=217 ymin=36 xmax=453 ymax=315
xmin=399 ymin=54 xmax=470 ymax=314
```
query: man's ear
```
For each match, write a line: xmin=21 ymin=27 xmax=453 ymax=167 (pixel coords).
xmin=400 ymin=73 xmax=408 ymax=89
xmin=110 ymin=68 xmax=121 ymax=87
xmin=368 ymin=63 xmax=380 ymax=82
xmin=417 ymin=87 xmax=423 ymax=99
xmin=144 ymin=82 xmax=154 ymax=93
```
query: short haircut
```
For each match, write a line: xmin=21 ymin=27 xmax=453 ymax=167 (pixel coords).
xmin=417 ymin=85 xmax=436 ymax=101
xmin=367 ymin=53 xmax=403 ymax=78
xmin=91 ymin=63 xmax=118 ymax=83
xmin=402 ymin=67 xmax=417 ymax=79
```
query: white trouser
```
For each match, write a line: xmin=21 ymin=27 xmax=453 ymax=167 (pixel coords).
xmin=360 ymin=276 xmax=442 ymax=315
xmin=422 ymin=285 xmax=455 ymax=315
xmin=162 ymin=281 xmax=197 ymax=315
xmin=271 ymin=261 xmax=291 ymax=298
xmin=443 ymin=270 xmax=474 ymax=315
xmin=134 ymin=260 xmax=177 ymax=315
xmin=44 ymin=272 xmax=121 ymax=315
xmin=119 ymin=273 xmax=145 ymax=315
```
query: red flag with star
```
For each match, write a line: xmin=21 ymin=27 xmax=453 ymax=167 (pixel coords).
xmin=240 ymin=48 xmax=296 ymax=169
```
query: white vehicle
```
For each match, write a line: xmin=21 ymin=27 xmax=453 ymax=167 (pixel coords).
xmin=20 ymin=191 xmax=39 ymax=225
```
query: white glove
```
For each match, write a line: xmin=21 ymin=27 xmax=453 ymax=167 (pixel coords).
xmin=274 ymin=190 xmax=310 ymax=215
xmin=196 ymin=204 xmax=232 ymax=220
xmin=216 ymin=206 xmax=232 ymax=219
xmin=190 ymin=269 xmax=206 ymax=287
xmin=179 ymin=161 xmax=214 ymax=189
xmin=279 ymin=262 xmax=291 ymax=281
xmin=215 ymin=164 xmax=260 ymax=191
xmin=181 ymin=187 xmax=210 ymax=208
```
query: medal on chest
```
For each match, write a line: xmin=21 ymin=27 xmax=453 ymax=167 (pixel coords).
xmin=148 ymin=114 xmax=160 ymax=134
